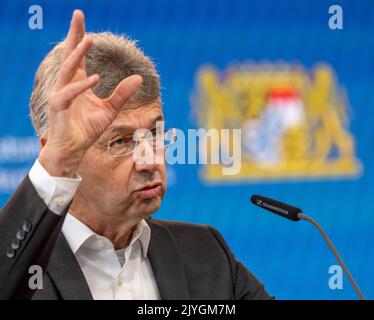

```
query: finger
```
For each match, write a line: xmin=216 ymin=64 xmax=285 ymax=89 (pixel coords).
xmin=61 ymin=9 xmax=86 ymax=62
xmin=55 ymin=35 xmax=93 ymax=90
xmin=106 ymin=75 xmax=143 ymax=111
xmin=52 ymin=74 xmax=100 ymax=110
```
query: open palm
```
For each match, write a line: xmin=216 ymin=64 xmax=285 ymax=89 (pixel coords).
xmin=46 ymin=10 xmax=142 ymax=153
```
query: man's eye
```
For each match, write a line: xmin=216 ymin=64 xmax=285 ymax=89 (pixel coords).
xmin=150 ymin=128 xmax=162 ymax=137
xmin=110 ymin=137 xmax=131 ymax=147
xmin=112 ymin=138 xmax=125 ymax=146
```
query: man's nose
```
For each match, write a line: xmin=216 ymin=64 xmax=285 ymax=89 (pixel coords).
xmin=133 ymin=138 xmax=163 ymax=172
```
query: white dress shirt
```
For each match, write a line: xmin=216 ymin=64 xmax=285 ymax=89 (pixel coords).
xmin=28 ymin=159 xmax=160 ymax=300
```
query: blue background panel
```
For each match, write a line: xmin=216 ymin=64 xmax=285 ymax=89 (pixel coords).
xmin=0 ymin=0 xmax=373 ymax=299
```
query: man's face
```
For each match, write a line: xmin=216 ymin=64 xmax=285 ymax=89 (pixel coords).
xmin=73 ymin=100 xmax=167 ymax=220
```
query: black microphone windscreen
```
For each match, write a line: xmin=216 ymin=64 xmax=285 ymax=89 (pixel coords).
xmin=251 ymin=194 xmax=302 ymax=221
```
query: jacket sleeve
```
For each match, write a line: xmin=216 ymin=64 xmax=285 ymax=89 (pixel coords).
xmin=207 ymin=225 xmax=275 ymax=300
xmin=0 ymin=176 xmax=69 ymax=300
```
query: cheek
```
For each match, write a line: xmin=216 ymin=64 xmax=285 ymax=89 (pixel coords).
xmin=79 ymin=154 xmax=133 ymax=196
xmin=160 ymin=165 xmax=167 ymax=195
xmin=104 ymin=161 xmax=134 ymax=193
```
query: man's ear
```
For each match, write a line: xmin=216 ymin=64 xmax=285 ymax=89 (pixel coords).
xmin=39 ymin=136 xmax=47 ymax=148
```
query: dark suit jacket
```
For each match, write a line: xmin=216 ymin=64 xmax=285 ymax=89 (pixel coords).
xmin=0 ymin=176 xmax=272 ymax=300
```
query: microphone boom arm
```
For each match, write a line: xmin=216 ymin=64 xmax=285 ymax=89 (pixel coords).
xmin=297 ymin=212 xmax=366 ymax=300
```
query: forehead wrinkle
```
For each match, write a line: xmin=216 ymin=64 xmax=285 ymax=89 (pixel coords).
xmin=119 ymin=99 xmax=162 ymax=111
xmin=106 ymin=124 xmax=134 ymax=136
xmin=116 ymin=102 xmax=163 ymax=124
xmin=103 ymin=110 xmax=164 ymax=140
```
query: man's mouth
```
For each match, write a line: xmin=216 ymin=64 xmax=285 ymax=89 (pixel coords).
xmin=135 ymin=183 xmax=162 ymax=200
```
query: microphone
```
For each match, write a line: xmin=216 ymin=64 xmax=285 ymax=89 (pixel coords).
xmin=251 ymin=194 xmax=366 ymax=300
xmin=251 ymin=194 xmax=301 ymax=221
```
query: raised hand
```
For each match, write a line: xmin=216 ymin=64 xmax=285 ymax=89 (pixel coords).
xmin=39 ymin=10 xmax=143 ymax=177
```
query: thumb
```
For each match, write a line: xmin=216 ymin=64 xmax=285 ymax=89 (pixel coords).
xmin=106 ymin=74 xmax=143 ymax=111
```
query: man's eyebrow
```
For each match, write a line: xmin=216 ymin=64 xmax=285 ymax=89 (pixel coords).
xmin=105 ymin=124 xmax=133 ymax=137
xmin=105 ymin=114 xmax=164 ymax=137
xmin=151 ymin=114 xmax=164 ymax=125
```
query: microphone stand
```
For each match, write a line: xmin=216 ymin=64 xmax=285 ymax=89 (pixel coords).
xmin=297 ymin=213 xmax=366 ymax=300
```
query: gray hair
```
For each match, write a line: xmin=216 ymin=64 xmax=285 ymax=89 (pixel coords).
xmin=30 ymin=32 xmax=160 ymax=136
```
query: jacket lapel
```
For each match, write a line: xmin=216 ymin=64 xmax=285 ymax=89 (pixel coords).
xmin=46 ymin=233 xmax=93 ymax=300
xmin=147 ymin=219 xmax=191 ymax=300
xmin=46 ymin=219 xmax=190 ymax=300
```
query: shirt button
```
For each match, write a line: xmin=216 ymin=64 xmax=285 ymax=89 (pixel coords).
xmin=117 ymin=277 xmax=123 ymax=286
xmin=96 ymin=239 xmax=106 ymax=249
xmin=55 ymin=197 xmax=64 ymax=207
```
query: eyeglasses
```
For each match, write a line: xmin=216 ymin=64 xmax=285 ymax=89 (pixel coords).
xmin=106 ymin=128 xmax=177 ymax=158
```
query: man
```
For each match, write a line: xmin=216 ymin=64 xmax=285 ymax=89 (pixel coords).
xmin=0 ymin=10 xmax=271 ymax=300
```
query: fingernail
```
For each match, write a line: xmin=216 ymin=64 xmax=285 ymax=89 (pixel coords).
xmin=90 ymin=74 xmax=100 ymax=82
xmin=135 ymin=74 xmax=143 ymax=84
xmin=73 ymin=9 xmax=83 ymax=19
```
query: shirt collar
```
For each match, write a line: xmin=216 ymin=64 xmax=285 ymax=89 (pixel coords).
xmin=128 ymin=218 xmax=151 ymax=258
xmin=62 ymin=213 xmax=151 ymax=258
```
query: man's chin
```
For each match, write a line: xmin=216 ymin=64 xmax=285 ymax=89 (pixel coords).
xmin=137 ymin=196 xmax=162 ymax=217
